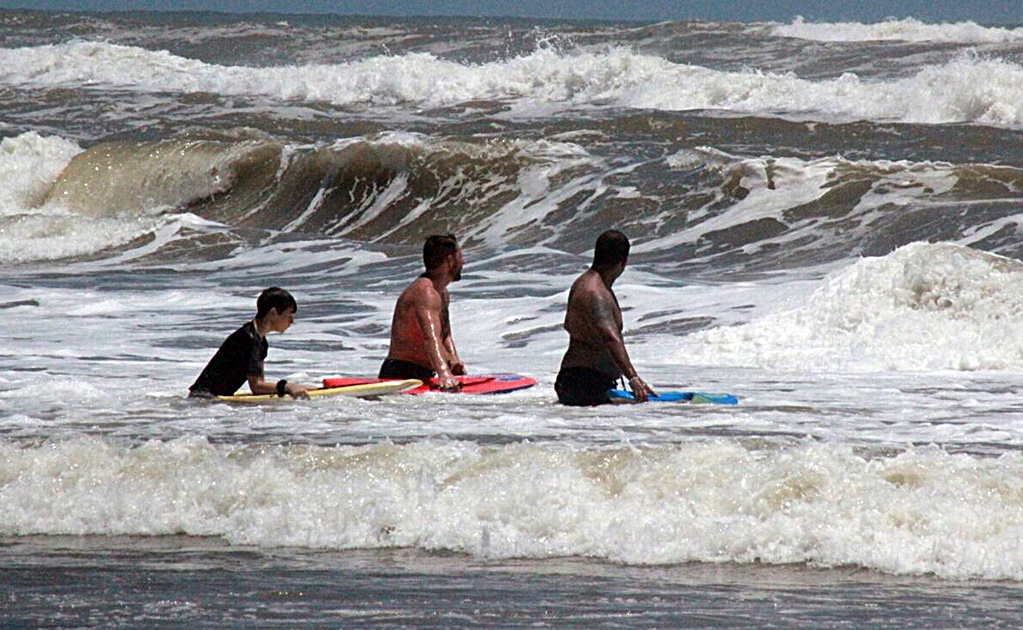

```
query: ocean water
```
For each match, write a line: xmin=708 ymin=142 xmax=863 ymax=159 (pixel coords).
xmin=3 ymin=9 xmax=1023 ymax=627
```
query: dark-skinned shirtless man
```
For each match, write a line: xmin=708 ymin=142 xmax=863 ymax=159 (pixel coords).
xmin=555 ymin=230 xmax=655 ymax=405
xmin=378 ymin=234 xmax=466 ymax=391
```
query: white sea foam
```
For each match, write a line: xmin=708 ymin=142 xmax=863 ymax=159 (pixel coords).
xmin=678 ymin=242 xmax=1023 ymax=372
xmin=2 ymin=42 xmax=1023 ymax=127
xmin=0 ymin=132 xmax=81 ymax=211
xmin=0 ymin=132 xmax=161 ymax=263
xmin=620 ymin=54 xmax=1023 ymax=127
xmin=2 ymin=436 xmax=1023 ymax=580
xmin=770 ymin=17 xmax=1023 ymax=44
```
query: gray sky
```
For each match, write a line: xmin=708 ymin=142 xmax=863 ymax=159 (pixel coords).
xmin=0 ymin=1 xmax=1020 ymax=25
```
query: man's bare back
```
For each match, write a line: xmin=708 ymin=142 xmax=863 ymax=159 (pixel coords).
xmin=561 ymin=269 xmax=624 ymax=377
xmin=555 ymin=230 xmax=653 ymax=405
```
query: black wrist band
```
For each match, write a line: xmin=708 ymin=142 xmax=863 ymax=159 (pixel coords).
xmin=276 ymin=379 xmax=288 ymax=397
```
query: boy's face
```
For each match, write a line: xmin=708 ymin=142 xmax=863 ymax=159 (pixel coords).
xmin=267 ymin=307 xmax=295 ymax=333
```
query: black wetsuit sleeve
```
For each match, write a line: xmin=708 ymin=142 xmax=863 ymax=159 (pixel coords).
xmin=244 ymin=334 xmax=265 ymax=379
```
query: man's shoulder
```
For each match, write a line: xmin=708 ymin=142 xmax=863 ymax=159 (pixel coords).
xmin=571 ymin=270 xmax=610 ymax=298
xmin=404 ymin=276 xmax=443 ymax=302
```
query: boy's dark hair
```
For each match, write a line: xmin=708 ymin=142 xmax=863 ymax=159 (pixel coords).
xmin=423 ymin=234 xmax=459 ymax=270
xmin=593 ymin=230 xmax=630 ymax=267
xmin=256 ymin=287 xmax=297 ymax=318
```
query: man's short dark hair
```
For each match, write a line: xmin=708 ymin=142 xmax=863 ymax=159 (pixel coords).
xmin=423 ymin=234 xmax=459 ymax=270
xmin=593 ymin=230 xmax=630 ymax=267
xmin=256 ymin=287 xmax=297 ymax=318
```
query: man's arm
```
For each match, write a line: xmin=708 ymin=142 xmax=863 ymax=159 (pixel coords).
xmin=413 ymin=288 xmax=460 ymax=390
xmin=443 ymin=336 xmax=465 ymax=375
xmin=587 ymin=292 xmax=655 ymax=402
xmin=440 ymin=306 xmax=465 ymax=375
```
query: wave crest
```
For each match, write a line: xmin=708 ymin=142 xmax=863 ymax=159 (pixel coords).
xmin=4 ymin=41 xmax=1023 ymax=127
xmin=770 ymin=16 xmax=1023 ymax=44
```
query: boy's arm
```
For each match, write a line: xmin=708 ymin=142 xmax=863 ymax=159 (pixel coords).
xmin=243 ymin=327 xmax=310 ymax=399
xmin=247 ymin=374 xmax=310 ymax=399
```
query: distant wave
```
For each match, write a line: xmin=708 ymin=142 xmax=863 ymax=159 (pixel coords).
xmin=2 ymin=41 xmax=1023 ymax=127
xmin=768 ymin=16 xmax=1023 ymax=43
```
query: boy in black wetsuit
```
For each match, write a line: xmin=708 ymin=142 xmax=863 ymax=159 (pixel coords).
xmin=189 ymin=287 xmax=310 ymax=399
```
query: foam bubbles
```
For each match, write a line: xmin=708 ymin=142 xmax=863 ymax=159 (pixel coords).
xmin=679 ymin=242 xmax=1023 ymax=371
xmin=0 ymin=208 xmax=163 ymax=264
xmin=3 ymin=436 xmax=1023 ymax=580
xmin=0 ymin=132 xmax=163 ymax=263
xmin=0 ymin=132 xmax=81 ymax=211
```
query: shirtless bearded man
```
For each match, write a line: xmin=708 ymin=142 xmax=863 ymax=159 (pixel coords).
xmin=378 ymin=234 xmax=466 ymax=391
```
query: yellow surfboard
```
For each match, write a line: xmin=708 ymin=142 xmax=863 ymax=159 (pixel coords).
xmin=217 ymin=379 xmax=422 ymax=403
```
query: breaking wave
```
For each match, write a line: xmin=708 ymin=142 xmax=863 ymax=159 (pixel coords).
xmin=2 ymin=41 xmax=1023 ymax=127
xmin=680 ymin=242 xmax=1023 ymax=372
xmin=4 ymin=436 xmax=1023 ymax=581
xmin=769 ymin=16 xmax=1023 ymax=44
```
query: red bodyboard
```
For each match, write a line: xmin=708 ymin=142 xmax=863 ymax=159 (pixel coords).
xmin=323 ymin=373 xmax=536 ymax=395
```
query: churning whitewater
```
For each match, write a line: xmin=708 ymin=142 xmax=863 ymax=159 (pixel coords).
xmin=3 ymin=11 xmax=1023 ymax=594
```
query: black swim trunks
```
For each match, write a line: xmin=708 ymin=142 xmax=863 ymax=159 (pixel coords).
xmin=189 ymin=320 xmax=267 ymax=397
xmin=378 ymin=357 xmax=436 ymax=382
xmin=555 ymin=366 xmax=618 ymax=406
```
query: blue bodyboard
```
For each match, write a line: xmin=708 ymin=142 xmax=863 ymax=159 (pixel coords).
xmin=607 ymin=389 xmax=738 ymax=405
